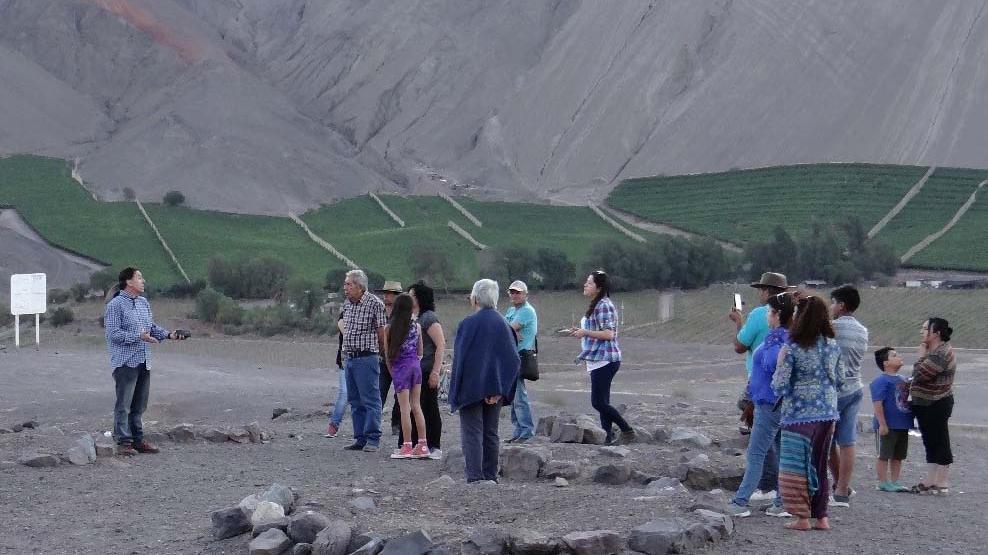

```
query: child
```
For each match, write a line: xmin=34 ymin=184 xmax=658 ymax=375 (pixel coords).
xmin=386 ymin=294 xmax=428 ymax=459
xmin=870 ymin=347 xmax=913 ymax=492
xmin=325 ymin=314 xmax=349 ymax=438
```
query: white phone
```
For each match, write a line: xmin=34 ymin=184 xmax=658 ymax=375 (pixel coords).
xmin=733 ymin=293 xmax=743 ymax=312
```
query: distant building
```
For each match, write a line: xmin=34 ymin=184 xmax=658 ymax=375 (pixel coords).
xmin=802 ymin=280 xmax=827 ymax=289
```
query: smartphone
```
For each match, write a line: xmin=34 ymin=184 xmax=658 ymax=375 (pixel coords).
xmin=733 ymin=293 xmax=743 ymax=312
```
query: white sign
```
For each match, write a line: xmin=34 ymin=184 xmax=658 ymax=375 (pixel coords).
xmin=10 ymin=273 xmax=47 ymax=315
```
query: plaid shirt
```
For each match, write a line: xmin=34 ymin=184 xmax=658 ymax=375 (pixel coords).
xmin=104 ymin=292 xmax=170 ymax=369
xmin=341 ymin=291 xmax=387 ymax=354
xmin=578 ymin=297 xmax=621 ymax=362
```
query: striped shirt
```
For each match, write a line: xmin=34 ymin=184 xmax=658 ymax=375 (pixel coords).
xmin=341 ymin=291 xmax=387 ymax=353
xmin=104 ymin=292 xmax=170 ymax=369
xmin=577 ymin=297 xmax=621 ymax=363
xmin=910 ymin=343 xmax=956 ymax=405
xmin=833 ymin=315 xmax=868 ymax=397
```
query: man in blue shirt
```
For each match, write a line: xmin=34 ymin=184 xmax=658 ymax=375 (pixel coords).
xmin=504 ymin=280 xmax=537 ymax=443
xmin=104 ymin=267 xmax=188 ymax=456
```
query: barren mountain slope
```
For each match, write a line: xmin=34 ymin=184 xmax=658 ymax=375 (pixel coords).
xmin=2 ymin=0 xmax=988 ymax=212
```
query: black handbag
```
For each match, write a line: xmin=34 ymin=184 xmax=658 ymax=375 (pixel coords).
xmin=519 ymin=338 xmax=539 ymax=381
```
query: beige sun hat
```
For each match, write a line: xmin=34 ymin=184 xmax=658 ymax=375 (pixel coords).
xmin=375 ymin=280 xmax=404 ymax=293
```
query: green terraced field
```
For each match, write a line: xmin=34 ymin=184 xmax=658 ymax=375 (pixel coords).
xmin=872 ymin=167 xmax=988 ymax=257
xmin=0 ymin=155 xmax=180 ymax=283
xmin=608 ymin=164 xmax=927 ymax=245
xmin=909 ymin=180 xmax=988 ymax=271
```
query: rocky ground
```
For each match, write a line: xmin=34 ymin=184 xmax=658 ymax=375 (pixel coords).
xmin=1 ymin=337 xmax=985 ymax=554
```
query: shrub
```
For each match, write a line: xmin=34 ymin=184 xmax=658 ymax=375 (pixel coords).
xmin=89 ymin=267 xmax=119 ymax=297
xmin=163 ymin=190 xmax=185 ymax=207
xmin=208 ymin=256 xmax=292 ymax=299
xmin=151 ymin=279 xmax=207 ymax=299
xmin=195 ymin=287 xmax=243 ymax=325
xmin=49 ymin=288 xmax=71 ymax=305
xmin=408 ymin=244 xmax=456 ymax=293
xmin=70 ymin=283 xmax=89 ymax=302
xmin=0 ymin=304 xmax=12 ymax=327
xmin=48 ymin=306 xmax=74 ymax=327
xmin=535 ymin=247 xmax=576 ymax=290
xmin=122 ymin=187 xmax=136 ymax=201
xmin=285 ymin=277 xmax=323 ymax=318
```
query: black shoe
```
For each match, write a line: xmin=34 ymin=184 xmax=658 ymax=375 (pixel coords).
xmin=344 ymin=442 xmax=366 ymax=451
xmin=504 ymin=436 xmax=519 ymax=444
xmin=514 ymin=436 xmax=530 ymax=444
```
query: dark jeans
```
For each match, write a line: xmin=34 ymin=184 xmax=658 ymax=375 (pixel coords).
xmin=400 ymin=366 xmax=443 ymax=450
xmin=113 ymin=363 xmax=150 ymax=445
xmin=459 ymin=400 xmax=501 ymax=482
xmin=589 ymin=361 xmax=631 ymax=439
xmin=913 ymin=395 xmax=954 ymax=465
xmin=379 ymin=360 xmax=400 ymax=430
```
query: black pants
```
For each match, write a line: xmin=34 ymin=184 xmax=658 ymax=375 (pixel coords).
xmin=398 ymin=367 xmax=443 ymax=450
xmin=913 ymin=395 xmax=954 ymax=465
xmin=378 ymin=360 xmax=400 ymax=429
xmin=459 ymin=400 xmax=501 ymax=482
xmin=590 ymin=361 xmax=631 ymax=439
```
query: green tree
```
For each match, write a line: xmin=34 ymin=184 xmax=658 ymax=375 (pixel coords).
xmin=409 ymin=244 xmax=456 ymax=293
xmin=89 ymin=267 xmax=119 ymax=296
xmin=163 ymin=190 xmax=185 ymax=207
xmin=285 ymin=277 xmax=323 ymax=319
xmin=535 ymin=248 xmax=575 ymax=290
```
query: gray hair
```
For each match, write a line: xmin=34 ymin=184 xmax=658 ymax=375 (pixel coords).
xmin=470 ymin=279 xmax=499 ymax=309
xmin=346 ymin=269 xmax=368 ymax=291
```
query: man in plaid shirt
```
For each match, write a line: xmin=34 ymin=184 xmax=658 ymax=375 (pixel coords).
xmin=338 ymin=269 xmax=388 ymax=452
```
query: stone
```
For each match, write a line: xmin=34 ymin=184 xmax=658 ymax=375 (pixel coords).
xmin=203 ymin=428 xmax=231 ymax=443
xmin=347 ymin=532 xmax=386 ymax=554
xmin=690 ymin=491 xmax=731 ymax=513
xmin=499 ymin=446 xmax=547 ymax=481
xmin=20 ymin=420 xmax=39 ymax=429
xmin=349 ymin=496 xmax=376 ymax=511
xmin=669 ymin=428 xmax=711 ymax=447
xmin=0 ymin=428 xmax=13 ymax=434
xmin=292 ymin=545 xmax=313 ymax=555
xmin=66 ymin=435 xmax=97 ymax=465
xmin=554 ymin=477 xmax=569 ymax=487
xmin=651 ymin=427 xmax=671 ymax=443
xmin=630 ymin=470 xmax=658 ymax=485
xmin=462 ymin=527 xmax=508 ymax=555
xmin=380 ymin=529 xmax=433 ymax=555
xmin=252 ymin=501 xmax=286 ymax=527
xmin=262 ymin=483 xmax=295 ymax=513
xmin=230 ymin=429 xmax=251 ymax=443
xmin=273 ymin=407 xmax=290 ymax=419
xmin=627 ymin=519 xmax=689 ymax=555
xmin=543 ymin=460 xmax=581 ymax=480
xmin=253 ymin=516 xmax=290 ymax=537
xmin=592 ymin=464 xmax=631 ymax=486
xmin=596 ymin=446 xmax=630 ymax=458
xmin=551 ymin=423 xmax=583 ymax=443
xmin=684 ymin=460 xmax=744 ymax=491
xmin=426 ymin=474 xmax=456 ymax=488
xmin=693 ymin=509 xmax=734 ymax=540
xmin=17 ymin=452 xmax=59 ymax=468
xmin=287 ymin=510 xmax=333 ymax=544
xmin=311 ymin=520 xmax=352 ymax=555
xmin=440 ymin=447 xmax=466 ymax=476
xmin=249 ymin=527 xmax=292 ymax=555
xmin=350 ymin=537 xmax=385 ymax=555
xmin=94 ymin=436 xmax=116 ymax=457
xmin=644 ymin=477 xmax=689 ymax=497
xmin=246 ymin=421 xmax=262 ymax=443
xmin=560 ymin=530 xmax=622 ymax=555
xmin=685 ymin=522 xmax=714 ymax=545
xmin=167 ymin=424 xmax=197 ymax=443
xmin=240 ymin=493 xmax=263 ymax=517
xmin=687 ymin=453 xmax=710 ymax=465
xmin=509 ymin=529 xmax=560 ymax=555
xmin=535 ymin=415 xmax=557 ymax=436
xmin=143 ymin=430 xmax=168 ymax=444
xmin=212 ymin=506 xmax=251 ymax=539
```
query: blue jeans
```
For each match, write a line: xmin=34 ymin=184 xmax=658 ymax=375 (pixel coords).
xmin=345 ymin=355 xmax=382 ymax=447
xmin=459 ymin=400 xmax=501 ymax=482
xmin=113 ymin=363 xmax=150 ymax=445
xmin=330 ymin=367 xmax=348 ymax=427
xmin=733 ymin=403 xmax=783 ymax=507
xmin=510 ymin=378 xmax=535 ymax=439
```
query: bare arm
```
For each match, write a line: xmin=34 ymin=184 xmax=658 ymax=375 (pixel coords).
xmin=571 ymin=328 xmax=614 ymax=340
xmin=428 ymin=323 xmax=446 ymax=376
xmin=378 ymin=326 xmax=387 ymax=357
xmin=417 ymin=323 xmax=424 ymax=358
xmin=873 ymin=400 xmax=888 ymax=435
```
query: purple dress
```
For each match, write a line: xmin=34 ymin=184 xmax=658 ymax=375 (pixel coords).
xmin=390 ymin=324 xmax=421 ymax=392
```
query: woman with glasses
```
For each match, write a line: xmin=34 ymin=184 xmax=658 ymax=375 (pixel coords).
xmin=569 ymin=271 xmax=636 ymax=445
xmin=909 ymin=317 xmax=956 ymax=494
xmin=726 ymin=292 xmax=795 ymax=518
xmin=772 ymin=296 xmax=844 ymax=531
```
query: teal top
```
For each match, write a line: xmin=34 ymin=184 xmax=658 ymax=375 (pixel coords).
xmin=737 ymin=305 xmax=770 ymax=377
xmin=504 ymin=302 xmax=537 ymax=351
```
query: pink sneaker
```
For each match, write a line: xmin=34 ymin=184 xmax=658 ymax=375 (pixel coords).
xmin=324 ymin=423 xmax=339 ymax=438
xmin=390 ymin=443 xmax=414 ymax=459
xmin=411 ymin=442 xmax=430 ymax=458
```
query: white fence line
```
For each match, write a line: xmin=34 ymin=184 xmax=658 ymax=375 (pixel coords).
xmin=588 ymin=203 xmax=646 ymax=243
xmin=369 ymin=192 xmax=405 ymax=227
xmin=135 ymin=200 xmax=191 ymax=283
xmin=448 ymin=220 xmax=487 ymax=250
xmin=439 ymin=193 xmax=483 ymax=227
xmin=868 ymin=165 xmax=936 ymax=239
xmin=288 ymin=212 xmax=359 ymax=269
xmin=900 ymin=180 xmax=986 ymax=262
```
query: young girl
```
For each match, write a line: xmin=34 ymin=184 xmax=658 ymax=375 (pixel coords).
xmin=386 ymin=294 xmax=428 ymax=459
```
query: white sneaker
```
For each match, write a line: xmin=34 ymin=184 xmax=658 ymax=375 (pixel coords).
xmin=750 ymin=489 xmax=777 ymax=502
xmin=427 ymin=448 xmax=443 ymax=460
xmin=765 ymin=505 xmax=791 ymax=518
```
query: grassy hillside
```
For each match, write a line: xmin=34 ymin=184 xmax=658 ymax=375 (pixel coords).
xmin=909 ymin=180 xmax=988 ymax=270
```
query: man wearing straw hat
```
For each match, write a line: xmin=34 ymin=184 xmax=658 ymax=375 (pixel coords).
xmin=376 ymin=280 xmax=404 ymax=438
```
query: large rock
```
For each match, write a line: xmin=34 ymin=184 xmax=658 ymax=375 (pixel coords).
xmin=575 ymin=415 xmax=608 ymax=445
xmin=462 ymin=527 xmax=508 ymax=555
xmin=287 ymin=511 xmax=333 ymax=544
xmin=535 ymin=415 xmax=557 ymax=436
xmin=292 ymin=545 xmax=313 ymax=555
xmin=167 ymin=424 xmax=197 ymax=443
xmin=684 ymin=460 xmax=744 ymax=491
xmin=543 ymin=460 xmax=581 ymax=480
xmin=94 ymin=436 xmax=116 ymax=457
xmin=440 ymin=448 xmax=466 ymax=476
xmin=311 ymin=520 xmax=352 ymax=555
xmin=66 ymin=435 xmax=97 ymax=465
xmin=262 ymin=483 xmax=295 ymax=513
xmin=499 ymin=447 xmax=547 ymax=481
xmin=350 ymin=536 xmax=386 ymax=555
xmin=252 ymin=516 xmax=290 ymax=538
xmin=245 ymin=421 xmax=262 ymax=443
xmin=560 ymin=530 xmax=623 ymax=555
xmin=203 ymin=428 xmax=231 ymax=443
xmin=669 ymin=428 xmax=711 ymax=448
xmin=211 ymin=506 xmax=251 ymax=539
xmin=251 ymin=501 xmax=286 ymax=527
xmin=693 ymin=509 xmax=735 ymax=540
xmin=627 ymin=519 xmax=689 ymax=555
xmin=379 ymin=529 xmax=432 ymax=555
xmin=689 ymin=491 xmax=731 ymax=513
xmin=596 ymin=446 xmax=630 ymax=459
xmin=240 ymin=493 xmax=263 ymax=517
xmin=249 ymin=528 xmax=292 ymax=555
xmin=551 ymin=423 xmax=583 ymax=443
xmin=18 ymin=452 xmax=59 ymax=468
xmin=645 ymin=478 xmax=689 ymax=496
xmin=348 ymin=532 xmax=386 ymax=554
xmin=592 ymin=464 xmax=631 ymax=486
xmin=508 ymin=529 xmax=560 ymax=555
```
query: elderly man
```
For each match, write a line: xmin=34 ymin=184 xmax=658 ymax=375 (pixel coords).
xmin=375 ymin=280 xmax=404 ymax=437
xmin=339 ymin=269 xmax=388 ymax=452
xmin=504 ymin=280 xmax=537 ymax=443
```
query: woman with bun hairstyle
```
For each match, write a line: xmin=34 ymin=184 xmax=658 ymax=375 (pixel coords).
xmin=909 ymin=317 xmax=956 ymax=494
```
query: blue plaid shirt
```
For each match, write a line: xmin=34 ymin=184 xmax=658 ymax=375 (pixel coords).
xmin=577 ymin=297 xmax=622 ymax=363
xmin=104 ymin=292 xmax=170 ymax=369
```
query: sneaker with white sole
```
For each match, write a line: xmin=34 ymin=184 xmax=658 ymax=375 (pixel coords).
xmin=427 ymin=448 xmax=443 ymax=460
xmin=830 ymin=494 xmax=850 ymax=507
xmin=750 ymin=489 xmax=777 ymax=502
xmin=390 ymin=443 xmax=413 ymax=459
xmin=324 ymin=422 xmax=339 ymax=438
xmin=765 ymin=505 xmax=791 ymax=518
xmin=724 ymin=502 xmax=752 ymax=518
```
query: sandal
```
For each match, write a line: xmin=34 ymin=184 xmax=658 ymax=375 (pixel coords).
xmin=909 ymin=483 xmax=933 ymax=494
xmin=931 ymin=486 xmax=950 ymax=496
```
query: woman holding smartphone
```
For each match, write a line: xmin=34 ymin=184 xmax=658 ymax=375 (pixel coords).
xmin=569 ymin=270 xmax=636 ymax=445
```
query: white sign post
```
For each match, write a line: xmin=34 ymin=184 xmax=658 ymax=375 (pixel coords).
xmin=10 ymin=273 xmax=46 ymax=348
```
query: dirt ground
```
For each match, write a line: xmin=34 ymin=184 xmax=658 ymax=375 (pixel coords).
xmin=1 ymin=332 xmax=986 ymax=554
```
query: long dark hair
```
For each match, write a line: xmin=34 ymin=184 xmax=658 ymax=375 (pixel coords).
xmin=585 ymin=270 xmax=611 ymax=318
xmin=926 ymin=317 xmax=953 ymax=342
xmin=409 ymin=281 xmax=436 ymax=314
xmin=789 ymin=295 xmax=835 ymax=347
xmin=387 ymin=293 xmax=415 ymax=363
xmin=767 ymin=292 xmax=796 ymax=329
